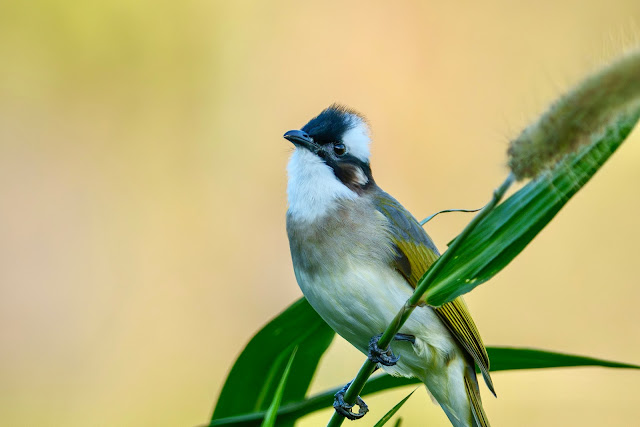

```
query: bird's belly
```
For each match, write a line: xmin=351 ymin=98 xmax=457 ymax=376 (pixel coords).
xmin=295 ymin=263 xmax=455 ymax=376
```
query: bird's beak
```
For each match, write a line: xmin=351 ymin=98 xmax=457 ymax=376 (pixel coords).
xmin=284 ymin=130 xmax=318 ymax=152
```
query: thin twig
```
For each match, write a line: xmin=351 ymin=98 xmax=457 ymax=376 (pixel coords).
xmin=419 ymin=205 xmax=485 ymax=226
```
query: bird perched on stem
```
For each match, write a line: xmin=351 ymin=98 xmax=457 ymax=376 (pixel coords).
xmin=284 ymin=105 xmax=495 ymax=427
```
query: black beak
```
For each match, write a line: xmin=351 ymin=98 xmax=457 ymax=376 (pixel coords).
xmin=283 ymin=130 xmax=318 ymax=152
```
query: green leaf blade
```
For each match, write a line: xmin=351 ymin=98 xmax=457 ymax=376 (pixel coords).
xmin=209 ymin=300 xmax=640 ymax=426
xmin=425 ymin=111 xmax=640 ymax=307
xmin=373 ymin=389 xmax=416 ymax=427
xmin=486 ymin=347 xmax=640 ymax=372
xmin=260 ymin=347 xmax=298 ymax=427
xmin=211 ymin=298 xmax=334 ymax=426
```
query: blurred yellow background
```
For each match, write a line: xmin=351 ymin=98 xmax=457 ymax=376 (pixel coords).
xmin=1 ymin=1 xmax=640 ymax=426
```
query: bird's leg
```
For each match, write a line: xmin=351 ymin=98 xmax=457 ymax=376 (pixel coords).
xmin=368 ymin=333 xmax=416 ymax=366
xmin=334 ymin=334 xmax=415 ymax=419
xmin=394 ymin=333 xmax=416 ymax=344
xmin=333 ymin=380 xmax=369 ymax=420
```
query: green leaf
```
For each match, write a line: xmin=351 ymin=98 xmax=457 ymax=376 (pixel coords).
xmin=424 ymin=110 xmax=640 ymax=306
xmin=261 ymin=347 xmax=298 ymax=427
xmin=485 ymin=346 xmax=640 ymax=371
xmin=339 ymin=346 xmax=640 ymax=401
xmin=210 ymin=298 xmax=334 ymax=427
xmin=373 ymin=389 xmax=416 ymax=427
xmin=357 ymin=346 xmax=640 ymax=396
xmin=209 ymin=333 xmax=640 ymax=426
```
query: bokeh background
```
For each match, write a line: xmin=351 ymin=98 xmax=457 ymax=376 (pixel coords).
xmin=1 ymin=1 xmax=640 ymax=426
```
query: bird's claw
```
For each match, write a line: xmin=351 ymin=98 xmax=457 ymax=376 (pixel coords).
xmin=368 ymin=333 xmax=400 ymax=366
xmin=333 ymin=382 xmax=369 ymax=420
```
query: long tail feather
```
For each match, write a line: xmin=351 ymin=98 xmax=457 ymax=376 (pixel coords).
xmin=464 ymin=375 xmax=491 ymax=427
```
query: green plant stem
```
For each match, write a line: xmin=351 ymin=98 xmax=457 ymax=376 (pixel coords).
xmin=326 ymin=173 xmax=515 ymax=427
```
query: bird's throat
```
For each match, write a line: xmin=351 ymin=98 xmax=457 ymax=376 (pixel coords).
xmin=286 ymin=149 xmax=357 ymax=222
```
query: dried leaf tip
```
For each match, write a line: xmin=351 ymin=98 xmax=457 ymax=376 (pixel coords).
xmin=508 ymin=50 xmax=640 ymax=180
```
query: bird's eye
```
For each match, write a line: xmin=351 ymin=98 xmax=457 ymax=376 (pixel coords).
xmin=333 ymin=143 xmax=346 ymax=156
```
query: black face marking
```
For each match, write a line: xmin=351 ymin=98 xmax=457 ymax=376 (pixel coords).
xmin=298 ymin=104 xmax=373 ymax=192
xmin=323 ymin=153 xmax=374 ymax=193
xmin=301 ymin=104 xmax=364 ymax=146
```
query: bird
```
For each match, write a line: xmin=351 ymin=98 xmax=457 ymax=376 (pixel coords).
xmin=283 ymin=104 xmax=495 ymax=427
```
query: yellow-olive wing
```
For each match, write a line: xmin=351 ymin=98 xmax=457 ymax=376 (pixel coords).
xmin=374 ymin=191 xmax=495 ymax=395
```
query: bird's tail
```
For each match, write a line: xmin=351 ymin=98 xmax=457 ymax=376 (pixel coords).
xmin=464 ymin=371 xmax=491 ymax=427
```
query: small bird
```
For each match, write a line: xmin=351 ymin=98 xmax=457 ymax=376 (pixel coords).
xmin=284 ymin=105 xmax=495 ymax=427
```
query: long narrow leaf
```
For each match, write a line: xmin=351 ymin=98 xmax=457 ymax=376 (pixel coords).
xmin=424 ymin=111 xmax=640 ymax=306
xmin=209 ymin=345 xmax=640 ymax=426
xmin=261 ymin=347 xmax=298 ymax=427
xmin=373 ymin=389 xmax=416 ymax=427
xmin=486 ymin=346 xmax=640 ymax=371
xmin=211 ymin=298 xmax=334 ymax=427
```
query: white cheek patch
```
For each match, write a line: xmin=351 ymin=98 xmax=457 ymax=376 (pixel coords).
xmin=341 ymin=116 xmax=371 ymax=162
xmin=352 ymin=166 xmax=369 ymax=186
xmin=287 ymin=149 xmax=357 ymax=222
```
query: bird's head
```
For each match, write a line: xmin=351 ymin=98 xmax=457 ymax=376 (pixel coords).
xmin=284 ymin=104 xmax=375 ymax=222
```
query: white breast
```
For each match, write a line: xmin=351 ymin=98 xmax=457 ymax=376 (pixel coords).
xmin=294 ymin=258 xmax=455 ymax=374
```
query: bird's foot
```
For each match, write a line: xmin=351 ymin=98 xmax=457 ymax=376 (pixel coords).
xmin=394 ymin=333 xmax=416 ymax=344
xmin=368 ymin=333 xmax=415 ymax=366
xmin=333 ymin=381 xmax=369 ymax=420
